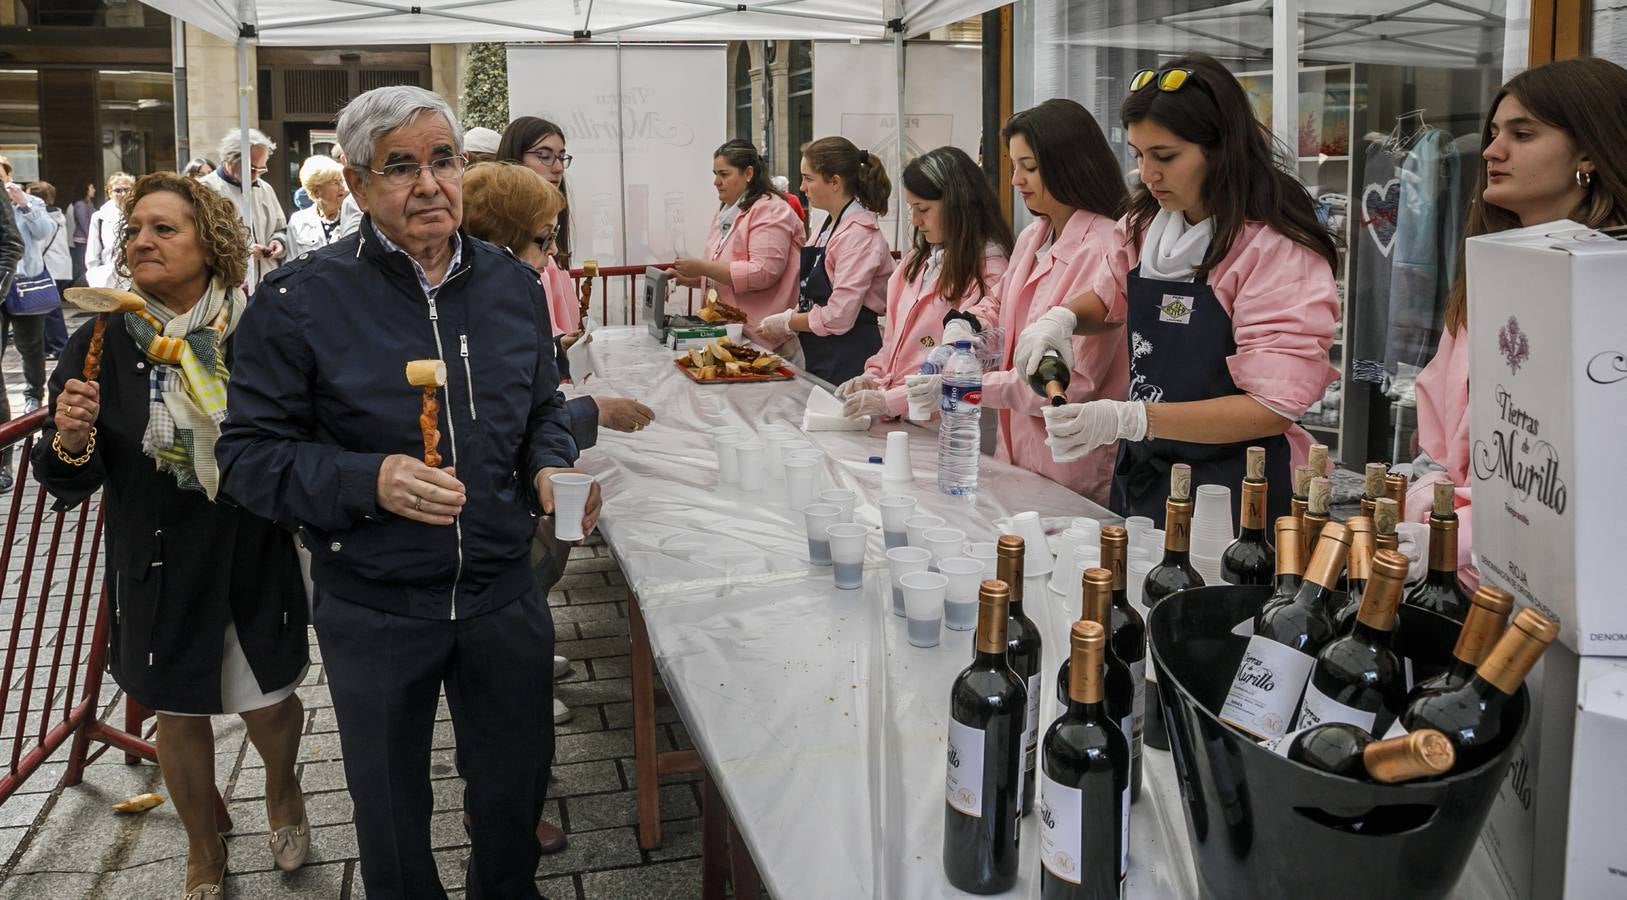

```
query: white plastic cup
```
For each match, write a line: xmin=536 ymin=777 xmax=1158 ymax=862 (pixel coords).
xmin=1125 ymin=516 xmax=1155 ymax=554
xmin=826 ymin=523 xmax=868 ymax=590
xmin=764 ymin=431 xmax=801 ymax=474
xmin=921 ymin=527 xmax=966 ymax=572
xmin=965 ymin=541 xmax=999 ymax=579
xmin=549 ymin=473 xmax=595 ymax=542
xmin=819 ymin=489 xmax=857 ymax=523
xmin=900 ymin=571 xmax=947 ymax=647
xmin=1129 ymin=557 xmax=1156 ymax=619
xmin=878 ymin=496 xmax=917 ymax=549
xmin=715 ymin=434 xmax=749 ymax=484
xmin=1192 ymin=484 xmax=1235 ymax=559
xmin=1071 ymin=517 xmax=1104 ymax=537
xmin=725 ymin=323 xmax=745 ymax=343
xmin=907 ymin=379 xmax=937 ymax=422
xmin=802 ymin=503 xmax=841 ymax=566
xmin=1193 ymin=552 xmax=1224 ymax=587
xmin=1145 ymin=529 xmax=1166 ymax=559
xmin=938 ymin=557 xmax=983 ymax=631
xmin=882 ymin=431 xmax=914 ymax=484
xmin=785 ymin=457 xmax=819 ymax=511
xmin=781 ymin=440 xmax=815 ymax=458
xmin=887 ymin=546 xmax=932 ymax=617
xmin=1007 ymin=511 xmax=1054 ymax=575
xmin=736 ymin=442 xmax=766 ymax=492
xmin=905 ymin=514 xmax=946 ymax=549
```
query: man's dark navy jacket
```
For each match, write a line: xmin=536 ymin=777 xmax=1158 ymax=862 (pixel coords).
xmin=217 ymin=216 xmax=578 ymax=621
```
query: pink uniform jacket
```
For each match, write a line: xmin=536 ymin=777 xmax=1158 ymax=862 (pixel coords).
xmin=966 ymin=212 xmax=1128 ymax=506
xmin=864 ymin=250 xmax=1010 ymax=418
xmin=1094 ymin=219 xmax=1340 ymax=473
xmin=703 ymin=196 xmax=805 ymax=345
xmin=806 ymin=205 xmax=894 ymax=337
xmin=543 ymin=257 xmax=580 ymax=338
xmin=1406 ymin=327 xmax=1477 ymax=591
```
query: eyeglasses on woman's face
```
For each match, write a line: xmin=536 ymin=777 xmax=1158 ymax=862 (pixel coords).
xmin=525 ymin=149 xmax=573 ymax=170
xmin=532 ymin=226 xmax=558 ymax=253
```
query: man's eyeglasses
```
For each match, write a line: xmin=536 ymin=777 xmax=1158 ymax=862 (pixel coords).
xmin=1130 ymin=67 xmax=1198 ymax=94
xmin=359 ymin=155 xmax=468 ymax=188
xmin=525 ymin=150 xmax=573 ymax=170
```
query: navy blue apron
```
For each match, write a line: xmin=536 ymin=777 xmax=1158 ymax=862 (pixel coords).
xmin=797 ymin=201 xmax=882 ymax=385
xmin=1110 ymin=265 xmax=1293 ymax=530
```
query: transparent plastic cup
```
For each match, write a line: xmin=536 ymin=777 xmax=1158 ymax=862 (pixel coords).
xmin=938 ymin=557 xmax=983 ymax=631
xmin=819 ymin=489 xmax=857 ymax=523
xmin=802 ymin=503 xmax=841 ymax=567
xmin=887 ymin=546 xmax=932 ymax=617
xmin=921 ymin=527 xmax=966 ymax=572
xmin=826 ymin=523 xmax=868 ymax=590
xmin=900 ymin=571 xmax=947 ymax=647
xmin=965 ymin=541 xmax=999 ymax=579
xmin=905 ymin=514 xmax=947 ymax=549
xmin=879 ymin=496 xmax=918 ymax=550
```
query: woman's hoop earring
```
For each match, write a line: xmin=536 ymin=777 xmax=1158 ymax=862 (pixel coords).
xmin=1577 ymin=169 xmax=1594 ymax=189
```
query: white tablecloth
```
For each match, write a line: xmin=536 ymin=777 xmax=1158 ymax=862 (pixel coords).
xmin=569 ymin=327 xmax=1511 ymax=900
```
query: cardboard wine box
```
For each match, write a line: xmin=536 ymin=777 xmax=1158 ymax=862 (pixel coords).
xmin=1563 ymin=659 xmax=1627 ymax=898
xmin=1465 ymin=222 xmax=1627 ymax=656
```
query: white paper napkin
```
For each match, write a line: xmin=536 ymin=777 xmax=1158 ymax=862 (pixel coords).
xmin=803 ymin=385 xmax=869 ymax=431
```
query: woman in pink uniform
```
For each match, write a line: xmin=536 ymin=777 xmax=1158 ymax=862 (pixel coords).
xmin=756 ymin=136 xmax=896 ymax=385
xmin=904 ymin=100 xmax=1131 ymax=505
xmin=1404 ymin=57 xmax=1627 ymax=590
xmin=498 ymin=116 xmax=583 ymax=342
xmin=672 ymin=140 xmax=804 ymax=348
xmin=835 ymin=146 xmax=1012 ymax=421
xmin=1020 ymin=54 xmax=1340 ymax=527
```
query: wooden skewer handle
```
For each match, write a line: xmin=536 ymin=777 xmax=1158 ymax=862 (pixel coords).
xmin=420 ymin=386 xmax=442 ymax=468
xmin=83 ymin=314 xmax=109 ymax=382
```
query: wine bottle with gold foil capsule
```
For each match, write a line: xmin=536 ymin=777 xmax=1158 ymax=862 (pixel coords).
xmin=1373 ymin=498 xmax=1401 ymax=553
xmin=1056 ymin=569 xmax=1135 ymax=802
xmin=1290 ymin=465 xmax=1314 ymax=525
xmin=1221 ymin=522 xmax=1349 ymax=740
xmin=1271 ymin=725 xmax=1456 ymax=784
xmin=1384 ymin=473 xmax=1409 ymax=511
xmin=1404 ymin=482 xmax=1471 ymax=622
xmin=1302 ymin=476 xmax=1332 ymax=557
xmin=944 ymin=580 xmax=1026 ymax=892
xmin=1258 ymin=517 xmax=1305 ymax=624
xmin=1398 ymin=608 xmax=1559 ymax=772
xmin=1407 ymin=585 xmax=1515 ymax=702
xmin=1029 ymin=351 xmax=1072 ymax=407
xmin=1100 ymin=526 xmax=1146 ymax=804
xmin=997 ymin=536 xmax=1043 ymax=817
xmin=1298 ymin=549 xmax=1410 ymax=736
xmin=1142 ymin=465 xmax=1202 ymax=751
xmin=1360 ymin=463 xmax=1389 ymax=520
xmin=1039 ymin=621 xmax=1129 ymax=899
xmin=1332 ymin=517 xmax=1376 ymax=633
xmin=1221 ymin=447 xmax=1275 ymax=586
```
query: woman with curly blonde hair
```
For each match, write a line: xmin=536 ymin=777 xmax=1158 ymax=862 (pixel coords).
xmin=32 ymin=171 xmax=312 ymax=897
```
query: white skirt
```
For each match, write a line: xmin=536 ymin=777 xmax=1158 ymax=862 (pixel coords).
xmin=157 ymin=619 xmax=307 ymax=717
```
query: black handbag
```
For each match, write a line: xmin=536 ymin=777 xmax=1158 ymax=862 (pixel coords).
xmin=3 ymin=270 xmax=61 ymax=316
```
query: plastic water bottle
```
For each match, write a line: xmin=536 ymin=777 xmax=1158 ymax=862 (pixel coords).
xmin=938 ymin=341 xmax=982 ymax=496
xmin=920 ymin=341 xmax=956 ymax=375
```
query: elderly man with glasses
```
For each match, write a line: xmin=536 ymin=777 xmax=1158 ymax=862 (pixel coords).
xmin=200 ymin=127 xmax=290 ymax=291
xmin=217 ymin=85 xmax=595 ymax=899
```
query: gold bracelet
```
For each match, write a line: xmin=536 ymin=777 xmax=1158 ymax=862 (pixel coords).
xmin=52 ymin=428 xmax=95 ymax=467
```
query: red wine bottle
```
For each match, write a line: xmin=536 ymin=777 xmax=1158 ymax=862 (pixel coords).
xmin=1404 ymin=482 xmax=1471 ymax=623
xmin=1406 ymin=585 xmax=1514 ymax=703
xmin=1029 ymin=351 xmax=1071 ymax=407
xmin=1142 ymin=464 xmax=1201 ymax=751
xmin=1221 ymin=446 xmax=1274 ymax=586
xmin=1258 ymin=516 xmax=1305 ymax=624
xmin=998 ymin=536 xmax=1043 ymax=818
xmin=1101 ymin=526 xmax=1145 ymax=804
xmin=1298 ymin=549 xmax=1409 ymax=736
xmin=1332 ymin=516 xmax=1375 ymax=633
xmin=1269 ymin=724 xmax=1455 ymax=783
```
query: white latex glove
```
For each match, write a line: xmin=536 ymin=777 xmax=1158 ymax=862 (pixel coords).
xmin=841 ymin=389 xmax=887 ymax=419
xmin=835 ymin=372 xmax=880 ymax=399
xmin=940 ymin=318 xmax=977 ymax=347
xmin=1012 ymin=306 xmax=1077 ymax=378
xmin=1043 ymin=399 xmax=1147 ymax=462
xmin=756 ymin=309 xmax=795 ymax=345
xmin=905 ymin=373 xmax=942 ymax=412
xmin=1394 ymin=522 xmax=1431 ymax=585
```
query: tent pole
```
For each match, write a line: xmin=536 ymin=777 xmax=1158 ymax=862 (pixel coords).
xmin=1271 ymin=0 xmax=1298 ymax=165
xmin=237 ymin=31 xmax=257 ymax=282
xmin=893 ymin=25 xmax=905 ymax=248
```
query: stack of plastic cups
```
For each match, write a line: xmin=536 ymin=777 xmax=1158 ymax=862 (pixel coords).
xmin=1128 ymin=555 xmax=1156 ymax=620
xmin=882 ymin=431 xmax=915 ymax=495
xmin=1190 ymin=484 xmax=1234 ymax=585
xmin=1048 ymin=523 xmax=1102 ymax=595
xmin=1006 ymin=511 xmax=1054 ymax=577
xmin=1124 ymin=516 xmax=1155 ymax=555
xmin=878 ymin=496 xmax=917 ymax=550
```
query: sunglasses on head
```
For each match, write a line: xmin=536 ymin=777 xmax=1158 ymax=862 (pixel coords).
xmin=1130 ymin=67 xmax=1198 ymax=94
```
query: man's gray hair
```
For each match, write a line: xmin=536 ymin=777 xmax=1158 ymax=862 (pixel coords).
xmin=218 ymin=128 xmax=277 ymax=164
xmin=336 ymin=86 xmax=461 ymax=171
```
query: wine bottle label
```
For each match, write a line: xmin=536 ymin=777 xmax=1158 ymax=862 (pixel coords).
xmin=1219 ymin=636 xmax=1316 ymax=739
xmin=1295 ymin=681 xmax=1377 ymax=735
xmin=1038 ymin=772 xmax=1083 ymax=884
xmin=1024 ymin=673 xmax=1042 ymax=778
xmin=1131 ymin=657 xmax=1147 ymax=756
xmin=946 ymin=719 xmax=985 ymax=817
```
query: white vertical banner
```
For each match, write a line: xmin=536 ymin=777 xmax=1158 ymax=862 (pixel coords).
xmin=507 ymin=43 xmax=727 ymax=323
xmin=810 ymin=41 xmax=983 ymax=249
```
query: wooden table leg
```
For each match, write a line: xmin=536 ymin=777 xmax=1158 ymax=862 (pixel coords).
xmin=700 ymin=769 xmax=729 ymax=900
xmin=728 ymin=812 xmax=765 ymax=900
xmin=628 ymin=590 xmax=663 ymax=850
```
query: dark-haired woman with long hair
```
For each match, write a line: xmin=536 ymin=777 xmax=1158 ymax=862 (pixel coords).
xmin=756 ymin=136 xmax=896 ymax=384
xmin=911 ymin=100 xmax=1131 ymax=504
xmin=839 ymin=146 xmax=1013 ymax=421
xmin=498 ymin=116 xmax=582 ymax=340
xmin=1020 ymin=54 xmax=1340 ymax=525
xmin=1402 ymin=56 xmax=1627 ymax=592
xmin=672 ymin=139 xmax=805 ymax=349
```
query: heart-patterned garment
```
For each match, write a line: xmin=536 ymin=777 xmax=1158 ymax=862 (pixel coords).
xmin=1362 ymin=176 xmax=1401 ymax=257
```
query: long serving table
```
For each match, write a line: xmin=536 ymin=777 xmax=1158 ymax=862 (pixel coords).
xmin=566 ymin=327 xmax=1510 ymax=900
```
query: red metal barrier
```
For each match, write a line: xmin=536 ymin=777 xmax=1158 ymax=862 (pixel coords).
xmin=0 ymin=409 xmax=230 ymax=829
xmin=566 ymin=252 xmax=902 ymax=324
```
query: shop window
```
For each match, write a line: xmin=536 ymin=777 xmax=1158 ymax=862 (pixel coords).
xmin=789 ymin=41 xmax=814 ymax=160
xmin=97 ymin=69 xmax=176 ymax=179
xmin=734 ymin=46 xmax=754 ymax=141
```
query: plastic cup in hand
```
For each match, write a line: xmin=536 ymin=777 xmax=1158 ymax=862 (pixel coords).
xmin=1007 ymin=511 xmax=1053 ymax=575
xmin=802 ymin=503 xmax=841 ymax=566
xmin=826 ymin=523 xmax=868 ymax=590
xmin=1125 ymin=515 xmax=1155 ymax=554
xmin=905 ymin=514 xmax=946 ymax=549
xmin=735 ymin=442 xmax=766 ymax=491
xmin=819 ymin=489 xmax=857 ymax=523
xmin=548 ymin=473 xmax=595 ymax=542
xmin=922 ymin=527 xmax=966 ymax=572
xmin=886 ymin=546 xmax=932 ymax=617
xmin=938 ymin=557 xmax=983 ymax=631
xmin=1191 ymin=484 xmax=1235 ymax=559
xmin=715 ymin=434 xmax=748 ymax=484
xmin=784 ymin=457 xmax=819 ymax=511
xmin=882 ymin=431 xmax=914 ymax=487
xmin=900 ymin=571 xmax=947 ymax=647
xmin=965 ymin=541 xmax=998 ymax=579
xmin=725 ymin=323 xmax=745 ymax=343
xmin=879 ymin=496 xmax=917 ymax=549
